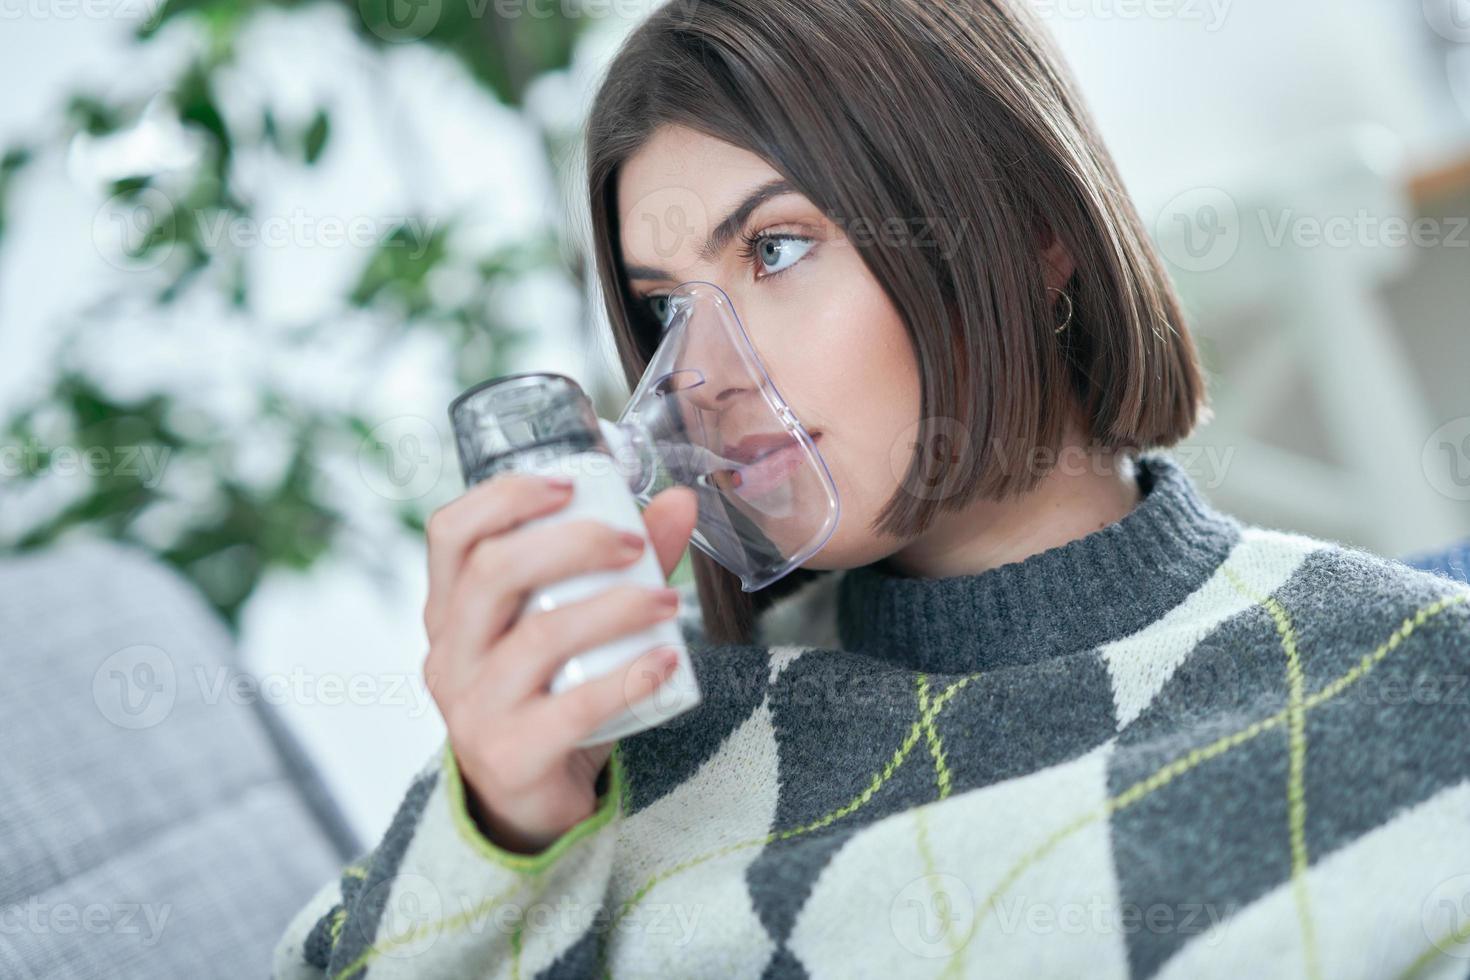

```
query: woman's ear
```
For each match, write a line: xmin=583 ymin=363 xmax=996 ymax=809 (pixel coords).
xmin=1038 ymin=219 xmax=1077 ymax=292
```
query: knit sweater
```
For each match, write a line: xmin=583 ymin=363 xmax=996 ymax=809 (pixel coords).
xmin=273 ymin=450 xmax=1470 ymax=980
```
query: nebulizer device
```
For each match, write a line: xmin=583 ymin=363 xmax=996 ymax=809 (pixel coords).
xmin=448 ymin=280 xmax=841 ymax=746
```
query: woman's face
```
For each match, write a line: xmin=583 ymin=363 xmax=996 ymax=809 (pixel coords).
xmin=617 ymin=124 xmax=922 ymax=570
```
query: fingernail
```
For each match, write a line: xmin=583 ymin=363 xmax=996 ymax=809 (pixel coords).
xmin=652 ymin=587 xmax=680 ymax=608
xmin=656 ymin=647 xmax=680 ymax=675
xmin=545 ymin=476 xmax=574 ymax=491
xmin=619 ymin=531 xmax=646 ymax=553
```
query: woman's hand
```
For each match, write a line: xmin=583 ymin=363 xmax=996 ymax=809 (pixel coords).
xmin=420 ymin=472 xmax=699 ymax=856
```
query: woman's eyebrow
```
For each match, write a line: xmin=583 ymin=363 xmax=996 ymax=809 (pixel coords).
xmin=623 ymin=178 xmax=797 ymax=281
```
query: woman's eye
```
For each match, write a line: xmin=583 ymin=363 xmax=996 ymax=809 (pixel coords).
xmin=751 ymin=234 xmax=814 ymax=278
xmin=647 ymin=294 xmax=673 ymax=329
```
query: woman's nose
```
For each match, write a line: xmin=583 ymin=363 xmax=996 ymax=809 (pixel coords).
xmin=670 ymin=313 xmax=755 ymax=414
xmin=672 ymin=370 xmax=749 ymax=416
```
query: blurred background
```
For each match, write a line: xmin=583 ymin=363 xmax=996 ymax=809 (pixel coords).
xmin=1 ymin=0 xmax=1468 ymax=884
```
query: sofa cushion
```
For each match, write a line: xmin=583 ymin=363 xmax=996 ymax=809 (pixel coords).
xmin=0 ymin=536 xmax=356 ymax=979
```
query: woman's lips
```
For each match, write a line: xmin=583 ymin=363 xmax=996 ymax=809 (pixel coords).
xmin=729 ymin=433 xmax=820 ymax=499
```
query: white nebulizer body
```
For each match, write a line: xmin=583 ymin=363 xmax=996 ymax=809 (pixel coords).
xmin=448 ymin=280 xmax=841 ymax=746
xmin=500 ymin=437 xmax=700 ymax=746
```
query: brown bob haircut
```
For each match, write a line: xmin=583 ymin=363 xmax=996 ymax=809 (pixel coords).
xmin=584 ymin=0 xmax=1209 ymax=645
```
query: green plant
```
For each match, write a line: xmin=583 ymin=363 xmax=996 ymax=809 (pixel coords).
xmin=0 ymin=0 xmax=603 ymax=629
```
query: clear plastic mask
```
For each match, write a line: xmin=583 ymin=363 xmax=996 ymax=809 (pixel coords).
xmin=605 ymin=279 xmax=841 ymax=592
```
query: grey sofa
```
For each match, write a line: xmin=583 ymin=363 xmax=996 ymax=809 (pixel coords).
xmin=0 ymin=537 xmax=360 ymax=978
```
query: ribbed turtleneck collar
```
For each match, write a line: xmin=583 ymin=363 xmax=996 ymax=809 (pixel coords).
xmin=834 ymin=451 xmax=1243 ymax=673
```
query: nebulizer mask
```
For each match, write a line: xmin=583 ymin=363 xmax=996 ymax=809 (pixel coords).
xmin=448 ymin=280 xmax=840 ymax=744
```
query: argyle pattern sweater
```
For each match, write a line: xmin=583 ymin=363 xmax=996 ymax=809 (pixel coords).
xmin=274 ymin=451 xmax=1470 ymax=980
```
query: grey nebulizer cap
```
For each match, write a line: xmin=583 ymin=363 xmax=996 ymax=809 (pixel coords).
xmin=448 ymin=372 xmax=607 ymax=488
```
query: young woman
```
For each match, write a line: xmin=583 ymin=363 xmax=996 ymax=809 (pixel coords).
xmin=276 ymin=1 xmax=1470 ymax=977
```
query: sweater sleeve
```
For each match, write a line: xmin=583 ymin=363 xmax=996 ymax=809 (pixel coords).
xmin=272 ymin=738 xmax=627 ymax=980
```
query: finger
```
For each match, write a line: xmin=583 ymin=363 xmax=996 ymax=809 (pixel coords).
xmin=423 ymin=473 xmax=575 ymax=637
xmin=521 ymin=643 xmax=680 ymax=763
xmin=434 ymin=518 xmax=648 ymax=689
xmin=478 ymin=582 xmax=681 ymax=707
xmin=640 ymin=486 xmax=698 ymax=581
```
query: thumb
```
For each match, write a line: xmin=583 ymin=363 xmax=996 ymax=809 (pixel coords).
xmin=640 ymin=486 xmax=698 ymax=581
